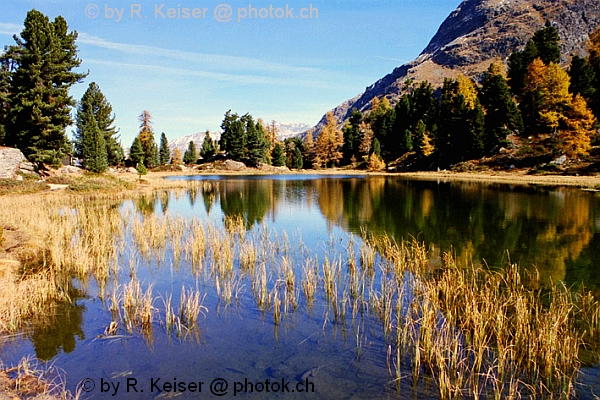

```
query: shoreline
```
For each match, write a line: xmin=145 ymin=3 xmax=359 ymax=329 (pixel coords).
xmin=143 ymin=168 xmax=600 ymax=189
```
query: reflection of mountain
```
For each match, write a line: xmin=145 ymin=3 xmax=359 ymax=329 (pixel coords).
xmin=311 ymin=177 xmax=599 ymax=288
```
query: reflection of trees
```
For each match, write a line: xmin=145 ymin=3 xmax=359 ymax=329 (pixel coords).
xmin=135 ymin=194 xmax=157 ymax=215
xmin=201 ymin=181 xmax=218 ymax=215
xmin=313 ymin=178 xmax=598 ymax=288
xmin=159 ymin=191 xmax=170 ymax=214
xmin=219 ymin=180 xmax=276 ymax=229
xmin=29 ymin=285 xmax=85 ymax=360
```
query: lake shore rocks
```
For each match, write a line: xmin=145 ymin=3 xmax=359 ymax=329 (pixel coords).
xmin=0 ymin=147 xmax=37 ymax=179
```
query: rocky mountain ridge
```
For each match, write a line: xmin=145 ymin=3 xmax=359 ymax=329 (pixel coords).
xmin=317 ymin=0 xmax=600 ymax=131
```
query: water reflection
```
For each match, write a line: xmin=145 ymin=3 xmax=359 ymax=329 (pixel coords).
xmin=29 ymin=296 xmax=86 ymax=360
xmin=171 ymin=176 xmax=600 ymax=289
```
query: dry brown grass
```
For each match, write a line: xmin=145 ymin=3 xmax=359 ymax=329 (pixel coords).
xmin=0 ymin=356 xmax=76 ymax=400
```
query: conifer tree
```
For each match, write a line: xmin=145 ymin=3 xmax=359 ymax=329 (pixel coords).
xmin=342 ymin=109 xmax=362 ymax=163
xmin=437 ymin=77 xmax=484 ymax=159
xmin=508 ymin=26 xmax=560 ymax=97
xmin=137 ymin=110 xmax=156 ymax=166
xmin=372 ymin=137 xmax=382 ymax=158
xmin=159 ymin=132 xmax=170 ymax=165
xmin=559 ymin=94 xmax=596 ymax=157
xmin=136 ymin=159 xmax=148 ymax=181
xmin=81 ymin=112 xmax=108 ymax=173
xmin=291 ymin=147 xmax=303 ymax=169
xmin=74 ymin=82 xmax=122 ymax=165
xmin=200 ymin=131 xmax=216 ymax=159
xmin=303 ymin=129 xmax=316 ymax=167
xmin=315 ymin=111 xmax=343 ymax=167
xmin=271 ymin=143 xmax=286 ymax=167
xmin=148 ymin=141 xmax=159 ymax=168
xmin=245 ymin=115 xmax=270 ymax=166
xmin=3 ymin=10 xmax=86 ymax=165
xmin=569 ymin=56 xmax=596 ymax=100
xmin=171 ymin=148 xmax=183 ymax=165
xmin=392 ymin=95 xmax=412 ymax=154
xmin=368 ymin=97 xmax=395 ymax=148
xmin=358 ymin=121 xmax=374 ymax=159
xmin=532 ymin=25 xmax=561 ymax=65
xmin=480 ymin=63 xmax=523 ymax=151
xmin=129 ymin=137 xmax=144 ymax=167
xmin=0 ymin=58 xmax=10 ymax=146
xmin=183 ymin=141 xmax=198 ymax=164
xmin=589 ymin=27 xmax=600 ymax=118
xmin=219 ymin=111 xmax=246 ymax=161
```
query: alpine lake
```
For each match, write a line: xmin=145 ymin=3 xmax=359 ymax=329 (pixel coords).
xmin=2 ymin=174 xmax=600 ymax=399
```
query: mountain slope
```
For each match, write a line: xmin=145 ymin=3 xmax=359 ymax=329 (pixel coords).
xmin=319 ymin=0 xmax=600 ymax=130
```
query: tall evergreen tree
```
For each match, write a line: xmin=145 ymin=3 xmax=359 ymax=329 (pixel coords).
xmin=81 ymin=113 xmax=108 ymax=173
xmin=75 ymin=82 xmax=122 ymax=166
xmin=245 ymin=115 xmax=269 ymax=166
xmin=342 ymin=109 xmax=362 ymax=163
xmin=2 ymin=9 xmax=86 ymax=165
xmin=200 ymin=131 xmax=216 ymax=159
xmin=569 ymin=56 xmax=596 ymax=100
xmin=137 ymin=110 xmax=156 ymax=166
xmin=589 ymin=27 xmax=600 ymax=118
xmin=437 ymin=77 xmax=484 ymax=160
xmin=271 ymin=143 xmax=286 ymax=167
xmin=219 ymin=110 xmax=246 ymax=161
xmin=183 ymin=141 xmax=198 ymax=165
xmin=159 ymin=132 xmax=170 ymax=165
xmin=291 ymin=147 xmax=303 ymax=169
xmin=532 ymin=25 xmax=561 ymax=65
xmin=0 ymin=58 xmax=10 ymax=146
xmin=129 ymin=137 xmax=144 ymax=166
xmin=480 ymin=63 xmax=523 ymax=151
xmin=368 ymin=97 xmax=395 ymax=149
xmin=392 ymin=95 xmax=412 ymax=154
xmin=148 ymin=141 xmax=159 ymax=168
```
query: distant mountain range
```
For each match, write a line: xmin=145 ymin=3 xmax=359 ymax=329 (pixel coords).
xmin=313 ymin=0 xmax=600 ymax=132
xmin=167 ymin=121 xmax=312 ymax=155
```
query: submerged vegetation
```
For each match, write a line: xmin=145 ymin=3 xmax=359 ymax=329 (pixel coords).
xmin=0 ymin=181 xmax=599 ymax=399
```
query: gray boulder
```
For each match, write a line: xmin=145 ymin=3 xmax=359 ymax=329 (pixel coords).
xmin=0 ymin=147 xmax=34 ymax=179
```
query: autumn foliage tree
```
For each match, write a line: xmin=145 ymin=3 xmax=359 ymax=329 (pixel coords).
xmin=137 ymin=110 xmax=158 ymax=167
xmin=314 ymin=112 xmax=343 ymax=168
xmin=559 ymin=94 xmax=595 ymax=157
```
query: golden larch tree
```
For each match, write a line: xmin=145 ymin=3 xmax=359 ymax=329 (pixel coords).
xmin=138 ymin=110 xmax=155 ymax=157
xmin=303 ymin=128 xmax=316 ymax=166
xmin=559 ymin=94 xmax=596 ymax=158
xmin=456 ymin=74 xmax=479 ymax=110
xmin=315 ymin=112 xmax=343 ymax=168
xmin=171 ymin=148 xmax=183 ymax=165
xmin=358 ymin=121 xmax=374 ymax=158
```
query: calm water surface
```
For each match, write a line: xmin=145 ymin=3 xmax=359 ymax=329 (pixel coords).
xmin=2 ymin=175 xmax=600 ymax=399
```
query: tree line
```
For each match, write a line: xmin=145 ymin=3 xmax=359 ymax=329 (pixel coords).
xmin=322 ymin=25 xmax=599 ymax=170
xmin=1 ymin=10 xmax=598 ymax=174
xmin=0 ymin=9 xmax=308 ymax=173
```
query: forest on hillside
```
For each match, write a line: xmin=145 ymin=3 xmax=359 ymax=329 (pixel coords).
xmin=1 ymin=9 xmax=599 ymax=174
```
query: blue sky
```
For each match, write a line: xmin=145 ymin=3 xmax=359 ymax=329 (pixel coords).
xmin=1 ymin=0 xmax=460 ymax=147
